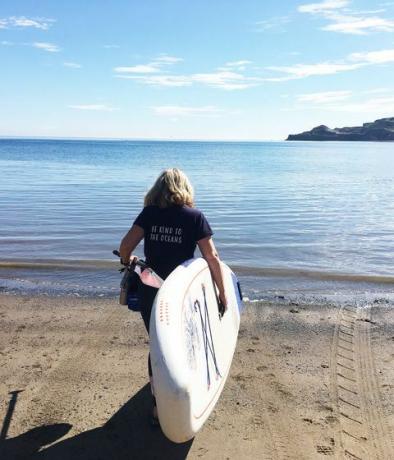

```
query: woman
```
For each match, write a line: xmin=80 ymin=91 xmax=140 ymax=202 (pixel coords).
xmin=119 ymin=168 xmax=227 ymax=425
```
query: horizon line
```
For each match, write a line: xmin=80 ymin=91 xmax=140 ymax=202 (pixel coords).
xmin=0 ymin=135 xmax=285 ymax=143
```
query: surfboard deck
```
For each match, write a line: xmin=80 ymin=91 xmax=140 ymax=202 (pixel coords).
xmin=149 ymin=258 xmax=243 ymax=443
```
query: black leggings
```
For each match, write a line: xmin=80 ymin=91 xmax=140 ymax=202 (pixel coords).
xmin=138 ymin=283 xmax=159 ymax=378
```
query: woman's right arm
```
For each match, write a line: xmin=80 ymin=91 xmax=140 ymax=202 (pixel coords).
xmin=197 ymin=236 xmax=228 ymax=309
xmin=119 ymin=224 xmax=144 ymax=264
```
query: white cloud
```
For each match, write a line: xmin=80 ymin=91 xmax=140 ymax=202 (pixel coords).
xmin=363 ymin=87 xmax=391 ymax=94
xmin=323 ymin=14 xmax=394 ymax=34
xmin=352 ymin=9 xmax=387 ymax=15
xmin=116 ymin=48 xmax=394 ymax=90
xmin=225 ymin=60 xmax=252 ymax=67
xmin=266 ymin=47 xmax=394 ymax=81
xmin=191 ymin=71 xmax=260 ymax=90
xmin=220 ymin=60 xmax=253 ymax=72
xmin=114 ymin=64 xmax=161 ymax=74
xmin=119 ymin=72 xmax=259 ymax=90
xmin=154 ymin=54 xmax=183 ymax=64
xmin=32 ymin=42 xmax=60 ymax=53
xmin=255 ymin=16 xmax=291 ymax=32
xmin=114 ymin=54 xmax=183 ymax=75
xmin=299 ymin=0 xmax=394 ymax=34
xmin=152 ymin=105 xmax=223 ymax=117
xmin=266 ymin=62 xmax=363 ymax=80
xmin=116 ymin=74 xmax=192 ymax=87
xmin=68 ymin=104 xmax=117 ymax=112
xmin=349 ymin=48 xmax=394 ymax=63
xmin=63 ymin=62 xmax=82 ymax=69
xmin=1 ymin=40 xmax=13 ymax=45
xmin=0 ymin=16 xmax=55 ymax=30
xmin=296 ymin=90 xmax=352 ymax=103
xmin=321 ymin=96 xmax=394 ymax=113
xmin=291 ymin=87 xmax=394 ymax=114
xmin=256 ymin=17 xmax=291 ymax=31
xmin=298 ymin=0 xmax=349 ymax=14
xmin=115 ymin=53 xmax=260 ymax=90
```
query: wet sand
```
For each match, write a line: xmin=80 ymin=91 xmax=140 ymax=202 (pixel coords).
xmin=0 ymin=294 xmax=393 ymax=459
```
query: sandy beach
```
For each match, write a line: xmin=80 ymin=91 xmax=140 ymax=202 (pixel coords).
xmin=0 ymin=293 xmax=393 ymax=459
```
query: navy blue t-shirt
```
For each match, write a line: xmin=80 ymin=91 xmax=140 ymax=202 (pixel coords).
xmin=133 ymin=205 xmax=213 ymax=279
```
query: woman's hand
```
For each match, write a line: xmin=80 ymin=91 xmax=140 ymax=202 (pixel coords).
xmin=121 ymin=254 xmax=138 ymax=266
xmin=219 ymin=291 xmax=228 ymax=311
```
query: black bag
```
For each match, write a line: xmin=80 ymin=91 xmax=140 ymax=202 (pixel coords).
xmin=119 ymin=267 xmax=141 ymax=311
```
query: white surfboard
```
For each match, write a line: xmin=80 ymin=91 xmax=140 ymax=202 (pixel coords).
xmin=149 ymin=258 xmax=243 ymax=443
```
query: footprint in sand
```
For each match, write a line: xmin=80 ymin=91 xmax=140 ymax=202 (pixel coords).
xmin=256 ymin=365 xmax=267 ymax=372
xmin=252 ymin=415 xmax=264 ymax=426
xmin=325 ymin=415 xmax=338 ymax=424
xmin=316 ymin=445 xmax=334 ymax=455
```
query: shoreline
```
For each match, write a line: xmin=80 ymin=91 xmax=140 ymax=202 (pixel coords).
xmin=0 ymin=294 xmax=393 ymax=459
xmin=2 ymin=259 xmax=394 ymax=283
xmin=1 ymin=270 xmax=394 ymax=310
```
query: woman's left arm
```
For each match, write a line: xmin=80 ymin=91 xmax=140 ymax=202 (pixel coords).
xmin=197 ymin=236 xmax=228 ymax=309
xmin=119 ymin=225 xmax=144 ymax=264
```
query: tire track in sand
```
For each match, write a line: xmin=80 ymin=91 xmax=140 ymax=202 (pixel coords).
xmin=330 ymin=305 xmax=394 ymax=459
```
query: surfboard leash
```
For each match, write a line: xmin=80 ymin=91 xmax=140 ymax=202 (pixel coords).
xmin=194 ymin=284 xmax=221 ymax=389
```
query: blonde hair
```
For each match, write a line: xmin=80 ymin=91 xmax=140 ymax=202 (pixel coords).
xmin=144 ymin=168 xmax=194 ymax=208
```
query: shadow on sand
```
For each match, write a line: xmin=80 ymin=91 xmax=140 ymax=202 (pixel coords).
xmin=0 ymin=384 xmax=193 ymax=460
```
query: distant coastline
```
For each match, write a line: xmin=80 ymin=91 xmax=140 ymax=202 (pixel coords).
xmin=287 ymin=117 xmax=394 ymax=141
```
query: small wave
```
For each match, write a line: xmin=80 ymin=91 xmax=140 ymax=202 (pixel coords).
xmin=1 ymin=259 xmax=393 ymax=285
xmin=0 ymin=276 xmax=118 ymax=297
xmin=0 ymin=259 xmax=118 ymax=270
xmin=230 ymin=265 xmax=394 ymax=285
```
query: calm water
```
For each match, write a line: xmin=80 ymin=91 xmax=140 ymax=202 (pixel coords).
xmin=1 ymin=139 xmax=393 ymax=304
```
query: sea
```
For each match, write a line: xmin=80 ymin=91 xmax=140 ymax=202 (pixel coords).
xmin=1 ymin=138 xmax=393 ymax=306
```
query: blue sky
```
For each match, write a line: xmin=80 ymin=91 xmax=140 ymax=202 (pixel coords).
xmin=1 ymin=0 xmax=394 ymax=140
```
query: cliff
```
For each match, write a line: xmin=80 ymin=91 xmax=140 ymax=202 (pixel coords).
xmin=287 ymin=117 xmax=394 ymax=141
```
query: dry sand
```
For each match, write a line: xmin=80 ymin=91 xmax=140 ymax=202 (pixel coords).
xmin=0 ymin=293 xmax=393 ymax=459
